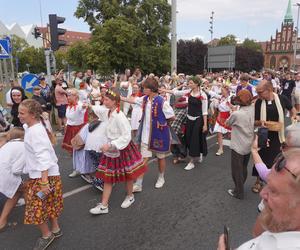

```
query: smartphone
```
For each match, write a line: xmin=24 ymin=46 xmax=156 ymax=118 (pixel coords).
xmin=224 ymin=225 xmax=230 ymax=250
xmin=257 ymin=127 xmax=268 ymax=148
xmin=36 ymin=188 xmax=53 ymax=200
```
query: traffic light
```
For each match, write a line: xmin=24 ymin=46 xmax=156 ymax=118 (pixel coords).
xmin=33 ymin=26 xmax=41 ymax=39
xmin=49 ymin=14 xmax=66 ymax=51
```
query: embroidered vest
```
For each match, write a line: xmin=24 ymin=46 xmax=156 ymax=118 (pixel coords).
xmin=138 ymin=95 xmax=171 ymax=153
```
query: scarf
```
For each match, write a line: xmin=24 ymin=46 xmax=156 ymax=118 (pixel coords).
xmin=260 ymin=93 xmax=285 ymax=143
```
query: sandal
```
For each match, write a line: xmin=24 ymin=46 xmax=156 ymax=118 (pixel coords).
xmin=0 ymin=222 xmax=17 ymax=233
xmin=252 ymin=181 xmax=263 ymax=193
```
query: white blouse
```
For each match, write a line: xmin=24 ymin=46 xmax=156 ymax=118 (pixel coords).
xmin=91 ymin=105 xmax=131 ymax=150
xmin=66 ymin=101 xmax=86 ymax=126
xmin=0 ymin=140 xmax=25 ymax=198
xmin=173 ymin=88 xmax=208 ymax=116
xmin=23 ymin=123 xmax=60 ymax=179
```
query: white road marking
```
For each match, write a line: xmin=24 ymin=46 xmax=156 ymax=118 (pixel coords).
xmin=63 ymin=184 xmax=92 ymax=198
xmin=62 ymin=134 xmax=218 ymax=198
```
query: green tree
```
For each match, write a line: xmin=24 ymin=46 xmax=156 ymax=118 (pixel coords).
xmin=218 ymin=34 xmax=237 ymax=46
xmin=75 ymin=0 xmax=171 ymax=75
xmin=10 ymin=35 xmax=29 ymax=57
xmin=66 ymin=41 xmax=90 ymax=71
xmin=236 ymin=46 xmax=264 ymax=72
xmin=55 ymin=50 xmax=68 ymax=71
xmin=18 ymin=47 xmax=46 ymax=73
xmin=242 ymin=38 xmax=262 ymax=52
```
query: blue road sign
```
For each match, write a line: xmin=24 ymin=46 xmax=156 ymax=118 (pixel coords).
xmin=5 ymin=36 xmax=12 ymax=53
xmin=21 ymin=74 xmax=40 ymax=93
xmin=0 ymin=39 xmax=10 ymax=59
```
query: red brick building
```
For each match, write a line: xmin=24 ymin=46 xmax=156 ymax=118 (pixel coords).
xmin=263 ymin=0 xmax=300 ymax=71
xmin=38 ymin=27 xmax=91 ymax=50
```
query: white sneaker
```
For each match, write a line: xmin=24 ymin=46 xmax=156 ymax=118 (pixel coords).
xmin=198 ymin=154 xmax=203 ymax=163
xmin=216 ymin=149 xmax=224 ymax=156
xmin=155 ymin=176 xmax=165 ymax=188
xmin=16 ymin=198 xmax=25 ymax=207
xmin=89 ymin=203 xmax=109 ymax=215
xmin=121 ymin=195 xmax=135 ymax=208
xmin=184 ymin=162 xmax=195 ymax=171
xmin=68 ymin=170 xmax=81 ymax=178
xmin=132 ymin=184 xmax=143 ymax=193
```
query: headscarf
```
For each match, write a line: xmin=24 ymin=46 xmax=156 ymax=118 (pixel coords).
xmin=10 ymin=86 xmax=27 ymax=127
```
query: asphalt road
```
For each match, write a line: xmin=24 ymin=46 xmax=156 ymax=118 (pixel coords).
xmin=0 ymin=136 xmax=261 ymax=250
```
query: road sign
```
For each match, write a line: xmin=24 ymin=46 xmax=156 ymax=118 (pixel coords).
xmin=21 ymin=73 xmax=39 ymax=93
xmin=0 ymin=39 xmax=10 ymax=59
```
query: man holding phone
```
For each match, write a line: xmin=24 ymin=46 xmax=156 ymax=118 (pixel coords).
xmin=217 ymin=148 xmax=300 ymax=250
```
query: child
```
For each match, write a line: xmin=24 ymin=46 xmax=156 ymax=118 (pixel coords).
xmin=89 ymin=88 xmax=147 ymax=214
xmin=18 ymin=99 xmax=63 ymax=250
xmin=0 ymin=128 xmax=25 ymax=232
xmin=62 ymin=88 xmax=87 ymax=158
xmin=90 ymin=80 xmax=101 ymax=105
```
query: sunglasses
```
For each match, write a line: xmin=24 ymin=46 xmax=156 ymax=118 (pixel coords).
xmin=273 ymin=153 xmax=297 ymax=179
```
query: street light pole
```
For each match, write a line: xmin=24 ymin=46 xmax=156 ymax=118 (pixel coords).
xmin=171 ymin=0 xmax=177 ymax=74
xmin=293 ymin=3 xmax=300 ymax=71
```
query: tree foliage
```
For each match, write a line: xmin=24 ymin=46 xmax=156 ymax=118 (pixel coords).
xmin=218 ymin=34 xmax=237 ymax=46
xmin=75 ymin=0 xmax=171 ymax=75
xmin=242 ymin=38 xmax=262 ymax=52
xmin=177 ymin=39 xmax=207 ymax=75
xmin=66 ymin=41 xmax=90 ymax=71
xmin=17 ymin=47 xmax=46 ymax=73
xmin=236 ymin=46 xmax=264 ymax=72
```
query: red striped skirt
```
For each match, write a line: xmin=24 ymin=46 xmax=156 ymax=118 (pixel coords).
xmin=95 ymin=141 xmax=147 ymax=183
xmin=216 ymin=111 xmax=231 ymax=131
xmin=62 ymin=124 xmax=85 ymax=153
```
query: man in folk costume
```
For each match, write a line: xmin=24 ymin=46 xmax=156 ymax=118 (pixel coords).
xmin=252 ymin=80 xmax=297 ymax=193
xmin=129 ymin=77 xmax=175 ymax=192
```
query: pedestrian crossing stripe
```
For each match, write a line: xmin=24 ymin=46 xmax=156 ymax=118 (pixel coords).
xmin=0 ymin=43 xmax=9 ymax=56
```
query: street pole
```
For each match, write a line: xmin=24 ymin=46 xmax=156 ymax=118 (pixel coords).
xmin=293 ymin=3 xmax=300 ymax=71
xmin=0 ymin=60 xmax=3 ymax=84
xmin=3 ymin=59 xmax=9 ymax=84
xmin=45 ymin=49 xmax=52 ymax=86
xmin=171 ymin=0 xmax=177 ymax=74
xmin=10 ymin=56 xmax=15 ymax=80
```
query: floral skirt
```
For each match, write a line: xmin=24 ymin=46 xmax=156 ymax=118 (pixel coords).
xmin=62 ymin=124 xmax=85 ymax=153
xmin=95 ymin=141 xmax=147 ymax=183
xmin=24 ymin=176 xmax=63 ymax=225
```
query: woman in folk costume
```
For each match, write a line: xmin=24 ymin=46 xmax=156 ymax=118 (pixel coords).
xmin=0 ymin=128 xmax=25 ymax=232
xmin=208 ymin=85 xmax=232 ymax=156
xmin=10 ymin=86 xmax=27 ymax=128
xmin=252 ymin=80 xmax=297 ymax=193
xmin=62 ymin=88 xmax=88 ymax=154
xmin=122 ymin=77 xmax=175 ymax=192
xmin=129 ymin=83 xmax=143 ymax=139
xmin=89 ymin=88 xmax=147 ymax=215
xmin=18 ymin=99 xmax=63 ymax=249
xmin=162 ymin=76 xmax=208 ymax=171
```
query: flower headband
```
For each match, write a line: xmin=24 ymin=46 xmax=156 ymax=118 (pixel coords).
xmin=106 ymin=89 xmax=117 ymax=97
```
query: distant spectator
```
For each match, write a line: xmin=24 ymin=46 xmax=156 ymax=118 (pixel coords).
xmin=10 ymin=86 xmax=27 ymax=127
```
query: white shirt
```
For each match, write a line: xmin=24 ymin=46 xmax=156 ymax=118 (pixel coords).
xmin=6 ymin=89 xmax=13 ymax=106
xmin=135 ymin=96 xmax=175 ymax=145
xmin=173 ymin=88 xmax=208 ymax=116
xmin=91 ymin=105 xmax=131 ymax=150
xmin=66 ymin=102 xmax=86 ymax=126
xmin=0 ymin=140 xmax=25 ymax=198
xmin=208 ymin=91 xmax=231 ymax=112
xmin=295 ymin=81 xmax=300 ymax=93
xmin=237 ymin=231 xmax=300 ymax=250
xmin=23 ymin=123 xmax=60 ymax=179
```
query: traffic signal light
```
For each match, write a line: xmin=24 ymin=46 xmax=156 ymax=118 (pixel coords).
xmin=49 ymin=14 xmax=66 ymax=51
xmin=33 ymin=26 xmax=41 ymax=39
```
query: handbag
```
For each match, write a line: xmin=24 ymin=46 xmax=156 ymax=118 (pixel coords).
xmin=88 ymin=120 xmax=101 ymax=132
xmin=71 ymin=133 xmax=85 ymax=150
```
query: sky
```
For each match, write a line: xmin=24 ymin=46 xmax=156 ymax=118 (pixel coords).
xmin=1 ymin=0 xmax=298 ymax=42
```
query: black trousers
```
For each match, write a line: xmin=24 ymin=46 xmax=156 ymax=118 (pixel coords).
xmin=231 ymin=150 xmax=250 ymax=199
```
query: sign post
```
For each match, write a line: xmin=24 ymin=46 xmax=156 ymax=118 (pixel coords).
xmin=21 ymin=74 xmax=40 ymax=93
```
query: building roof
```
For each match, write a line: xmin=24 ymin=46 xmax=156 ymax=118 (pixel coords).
xmin=284 ymin=0 xmax=293 ymax=24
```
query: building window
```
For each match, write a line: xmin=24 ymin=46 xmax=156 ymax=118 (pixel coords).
xmin=270 ymin=56 xmax=276 ymax=69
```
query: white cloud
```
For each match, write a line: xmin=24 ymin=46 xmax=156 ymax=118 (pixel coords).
xmin=176 ymin=0 xmax=291 ymax=22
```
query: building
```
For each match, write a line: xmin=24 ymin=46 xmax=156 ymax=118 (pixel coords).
xmin=264 ymin=0 xmax=300 ymax=71
xmin=38 ymin=27 xmax=91 ymax=50
xmin=0 ymin=21 xmax=43 ymax=47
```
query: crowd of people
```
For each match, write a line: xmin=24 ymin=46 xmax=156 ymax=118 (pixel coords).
xmin=0 ymin=67 xmax=300 ymax=249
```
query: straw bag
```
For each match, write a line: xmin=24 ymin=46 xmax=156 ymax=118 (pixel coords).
xmin=265 ymin=121 xmax=283 ymax=132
